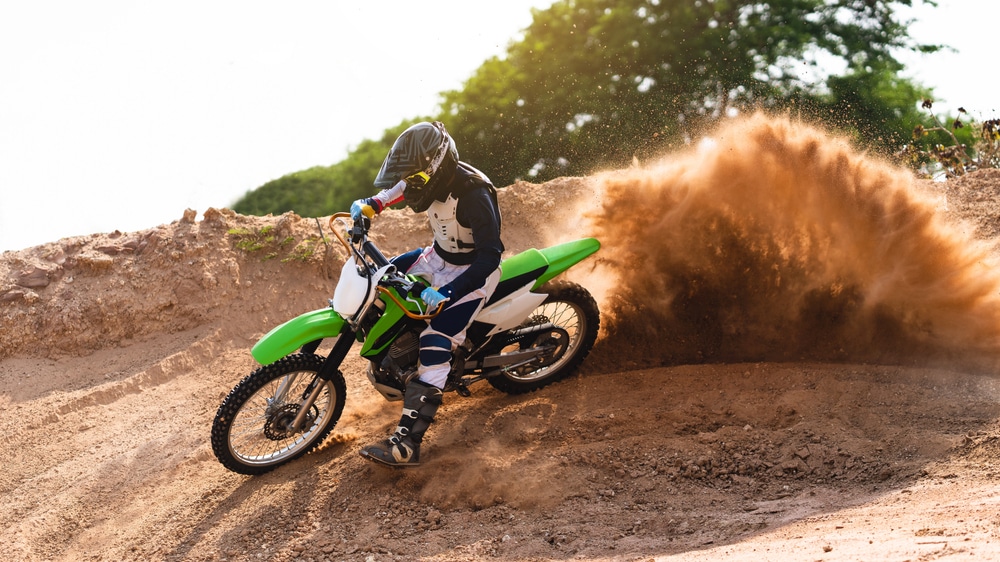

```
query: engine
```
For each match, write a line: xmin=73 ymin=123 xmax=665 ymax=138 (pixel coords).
xmin=366 ymin=329 xmax=420 ymax=401
xmin=388 ymin=329 xmax=420 ymax=368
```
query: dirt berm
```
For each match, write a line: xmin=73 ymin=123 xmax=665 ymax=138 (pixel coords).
xmin=4 ymin=114 xmax=1000 ymax=561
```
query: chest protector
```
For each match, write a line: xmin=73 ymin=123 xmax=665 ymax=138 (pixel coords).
xmin=427 ymin=195 xmax=475 ymax=255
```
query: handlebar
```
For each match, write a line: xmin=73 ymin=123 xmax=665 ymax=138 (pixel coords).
xmin=376 ymin=286 xmax=446 ymax=320
xmin=327 ymin=211 xmax=443 ymax=320
xmin=327 ymin=213 xmax=354 ymax=257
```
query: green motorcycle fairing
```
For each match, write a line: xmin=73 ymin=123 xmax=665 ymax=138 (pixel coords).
xmin=251 ymin=237 xmax=601 ymax=366
xmin=359 ymin=288 xmax=412 ymax=357
xmin=358 ymin=237 xmax=601 ymax=357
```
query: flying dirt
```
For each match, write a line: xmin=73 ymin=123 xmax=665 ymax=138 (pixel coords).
xmin=3 ymin=114 xmax=1000 ymax=561
xmin=591 ymin=114 xmax=1000 ymax=371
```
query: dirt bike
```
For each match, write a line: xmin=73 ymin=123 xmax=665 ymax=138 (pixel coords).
xmin=211 ymin=212 xmax=600 ymax=475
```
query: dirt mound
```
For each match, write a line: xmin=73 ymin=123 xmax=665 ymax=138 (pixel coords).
xmin=3 ymin=115 xmax=1000 ymax=561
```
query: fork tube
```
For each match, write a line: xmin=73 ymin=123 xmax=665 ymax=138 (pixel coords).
xmin=318 ymin=327 xmax=357 ymax=380
xmin=287 ymin=327 xmax=358 ymax=432
xmin=362 ymin=241 xmax=390 ymax=268
xmin=273 ymin=374 xmax=297 ymax=403
xmin=289 ymin=378 xmax=324 ymax=432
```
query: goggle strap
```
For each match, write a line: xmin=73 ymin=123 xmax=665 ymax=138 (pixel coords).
xmin=424 ymin=122 xmax=450 ymax=177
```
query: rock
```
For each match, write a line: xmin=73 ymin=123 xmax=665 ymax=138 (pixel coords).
xmin=203 ymin=207 xmax=229 ymax=226
xmin=77 ymin=254 xmax=114 ymax=272
xmin=1 ymin=289 xmax=27 ymax=302
xmin=425 ymin=509 xmax=442 ymax=524
xmin=16 ymin=266 xmax=50 ymax=288
xmin=44 ymin=247 xmax=67 ymax=265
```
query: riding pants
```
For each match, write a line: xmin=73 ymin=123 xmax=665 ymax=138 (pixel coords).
xmin=392 ymin=246 xmax=500 ymax=389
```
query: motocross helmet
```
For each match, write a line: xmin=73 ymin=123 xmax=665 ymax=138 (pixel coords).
xmin=374 ymin=121 xmax=459 ymax=213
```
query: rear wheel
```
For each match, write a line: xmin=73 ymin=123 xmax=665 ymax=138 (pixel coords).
xmin=487 ymin=281 xmax=599 ymax=394
xmin=211 ymin=354 xmax=346 ymax=475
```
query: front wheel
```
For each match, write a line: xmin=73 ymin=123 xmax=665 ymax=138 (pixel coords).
xmin=211 ymin=353 xmax=346 ymax=475
xmin=487 ymin=281 xmax=600 ymax=394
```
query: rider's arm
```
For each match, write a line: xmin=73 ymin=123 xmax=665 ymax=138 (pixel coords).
xmin=365 ymin=180 xmax=407 ymax=214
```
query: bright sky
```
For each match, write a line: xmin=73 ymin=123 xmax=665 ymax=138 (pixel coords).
xmin=1 ymin=0 xmax=995 ymax=252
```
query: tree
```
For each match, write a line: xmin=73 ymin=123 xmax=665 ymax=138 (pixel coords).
xmin=816 ymin=67 xmax=930 ymax=151
xmin=442 ymin=0 xmax=938 ymax=186
xmin=235 ymin=0 xmax=939 ymax=216
xmin=232 ymin=120 xmax=421 ymax=217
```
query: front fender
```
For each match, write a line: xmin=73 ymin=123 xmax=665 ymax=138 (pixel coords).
xmin=251 ymin=307 xmax=347 ymax=365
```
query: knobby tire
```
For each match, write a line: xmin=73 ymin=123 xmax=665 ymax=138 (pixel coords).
xmin=487 ymin=281 xmax=600 ymax=395
xmin=211 ymin=353 xmax=346 ymax=475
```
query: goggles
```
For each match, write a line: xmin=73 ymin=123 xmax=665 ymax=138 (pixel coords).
xmin=404 ymin=171 xmax=431 ymax=189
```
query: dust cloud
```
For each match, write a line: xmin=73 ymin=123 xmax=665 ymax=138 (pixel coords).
xmin=587 ymin=113 xmax=1000 ymax=371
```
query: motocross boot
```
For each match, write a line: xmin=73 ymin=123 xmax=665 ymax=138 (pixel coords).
xmin=360 ymin=379 xmax=442 ymax=467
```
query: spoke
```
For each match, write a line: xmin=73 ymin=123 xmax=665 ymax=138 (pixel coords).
xmin=230 ymin=383 xmax=335 ymax=464
xmin=506 ymin=300 xmax=585 ymax=381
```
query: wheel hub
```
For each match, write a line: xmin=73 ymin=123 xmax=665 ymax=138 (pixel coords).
xmin=534 ymin=328 xmax=570 ymax=367
xmin=263 ymin=404 xmax=316 ymax=440
xmin=510 ymin=326 xmax=570 ymax=375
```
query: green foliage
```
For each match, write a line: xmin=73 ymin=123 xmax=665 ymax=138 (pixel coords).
xmin=441 ymin=0 xmax=937 ymax=186
xmin=811 ymin=67 xmax=931 ymax=153
xmin=898 ymin=100 xmax=1000 ymax=178
xmin=228 ymin=225 xmax=277 ymax=253
xmin=232 ymin=120 xmax=424 ymax=217
xmin=232 ymin=168 xmax=330 ymax=217
xmin=235 ymin=0 xmax=939 ymax=214
xmin=227 ymin=225 xmax=319 ymax=262
xmin=979 ymin=120 xmax=1000 ymax=169
xmin=282 ymin=237 xmax=320 ymax=263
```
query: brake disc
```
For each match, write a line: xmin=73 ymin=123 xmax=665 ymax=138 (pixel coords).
xmin=263 ymin=404 xmax=316 ymax=440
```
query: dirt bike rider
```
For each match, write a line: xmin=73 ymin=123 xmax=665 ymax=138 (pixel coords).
xmin=351 ymin=121 xmax=504 ymax=467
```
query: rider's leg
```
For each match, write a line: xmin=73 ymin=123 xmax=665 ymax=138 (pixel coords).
xmin=359 ymin=379 xmax=442 ymax=466
xmin=415 ymin=294 xmax=488 ymax=387
xmin=360 ymin=271 xmax=498 ymax=467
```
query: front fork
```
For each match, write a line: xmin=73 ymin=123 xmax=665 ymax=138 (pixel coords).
xmin=282 ymin=326 xmax=356 ymax=433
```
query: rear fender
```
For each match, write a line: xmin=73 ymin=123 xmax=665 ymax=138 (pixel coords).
xmin=534 ymin=238 xmax=601 ymax=287
xmin=497 ymin=238 xmax=601 ymax=288
xmin=251 ymin=307 xmax=347 ymax=365
xmin=478 ymin=238 xmax=599 ymax=335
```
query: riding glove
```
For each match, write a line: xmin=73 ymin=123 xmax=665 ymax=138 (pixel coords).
xmin=351 ymin=198 xmax=378 ymax=221
xmin=420 ymin=287 xmax=450 ymax=310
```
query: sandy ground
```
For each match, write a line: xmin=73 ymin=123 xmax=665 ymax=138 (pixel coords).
xmin=4 ymin=116 xmax=1000 ymax=561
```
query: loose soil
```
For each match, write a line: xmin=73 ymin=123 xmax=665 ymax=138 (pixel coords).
xmin=4 ymin=115 xmax=1000 ymax=561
